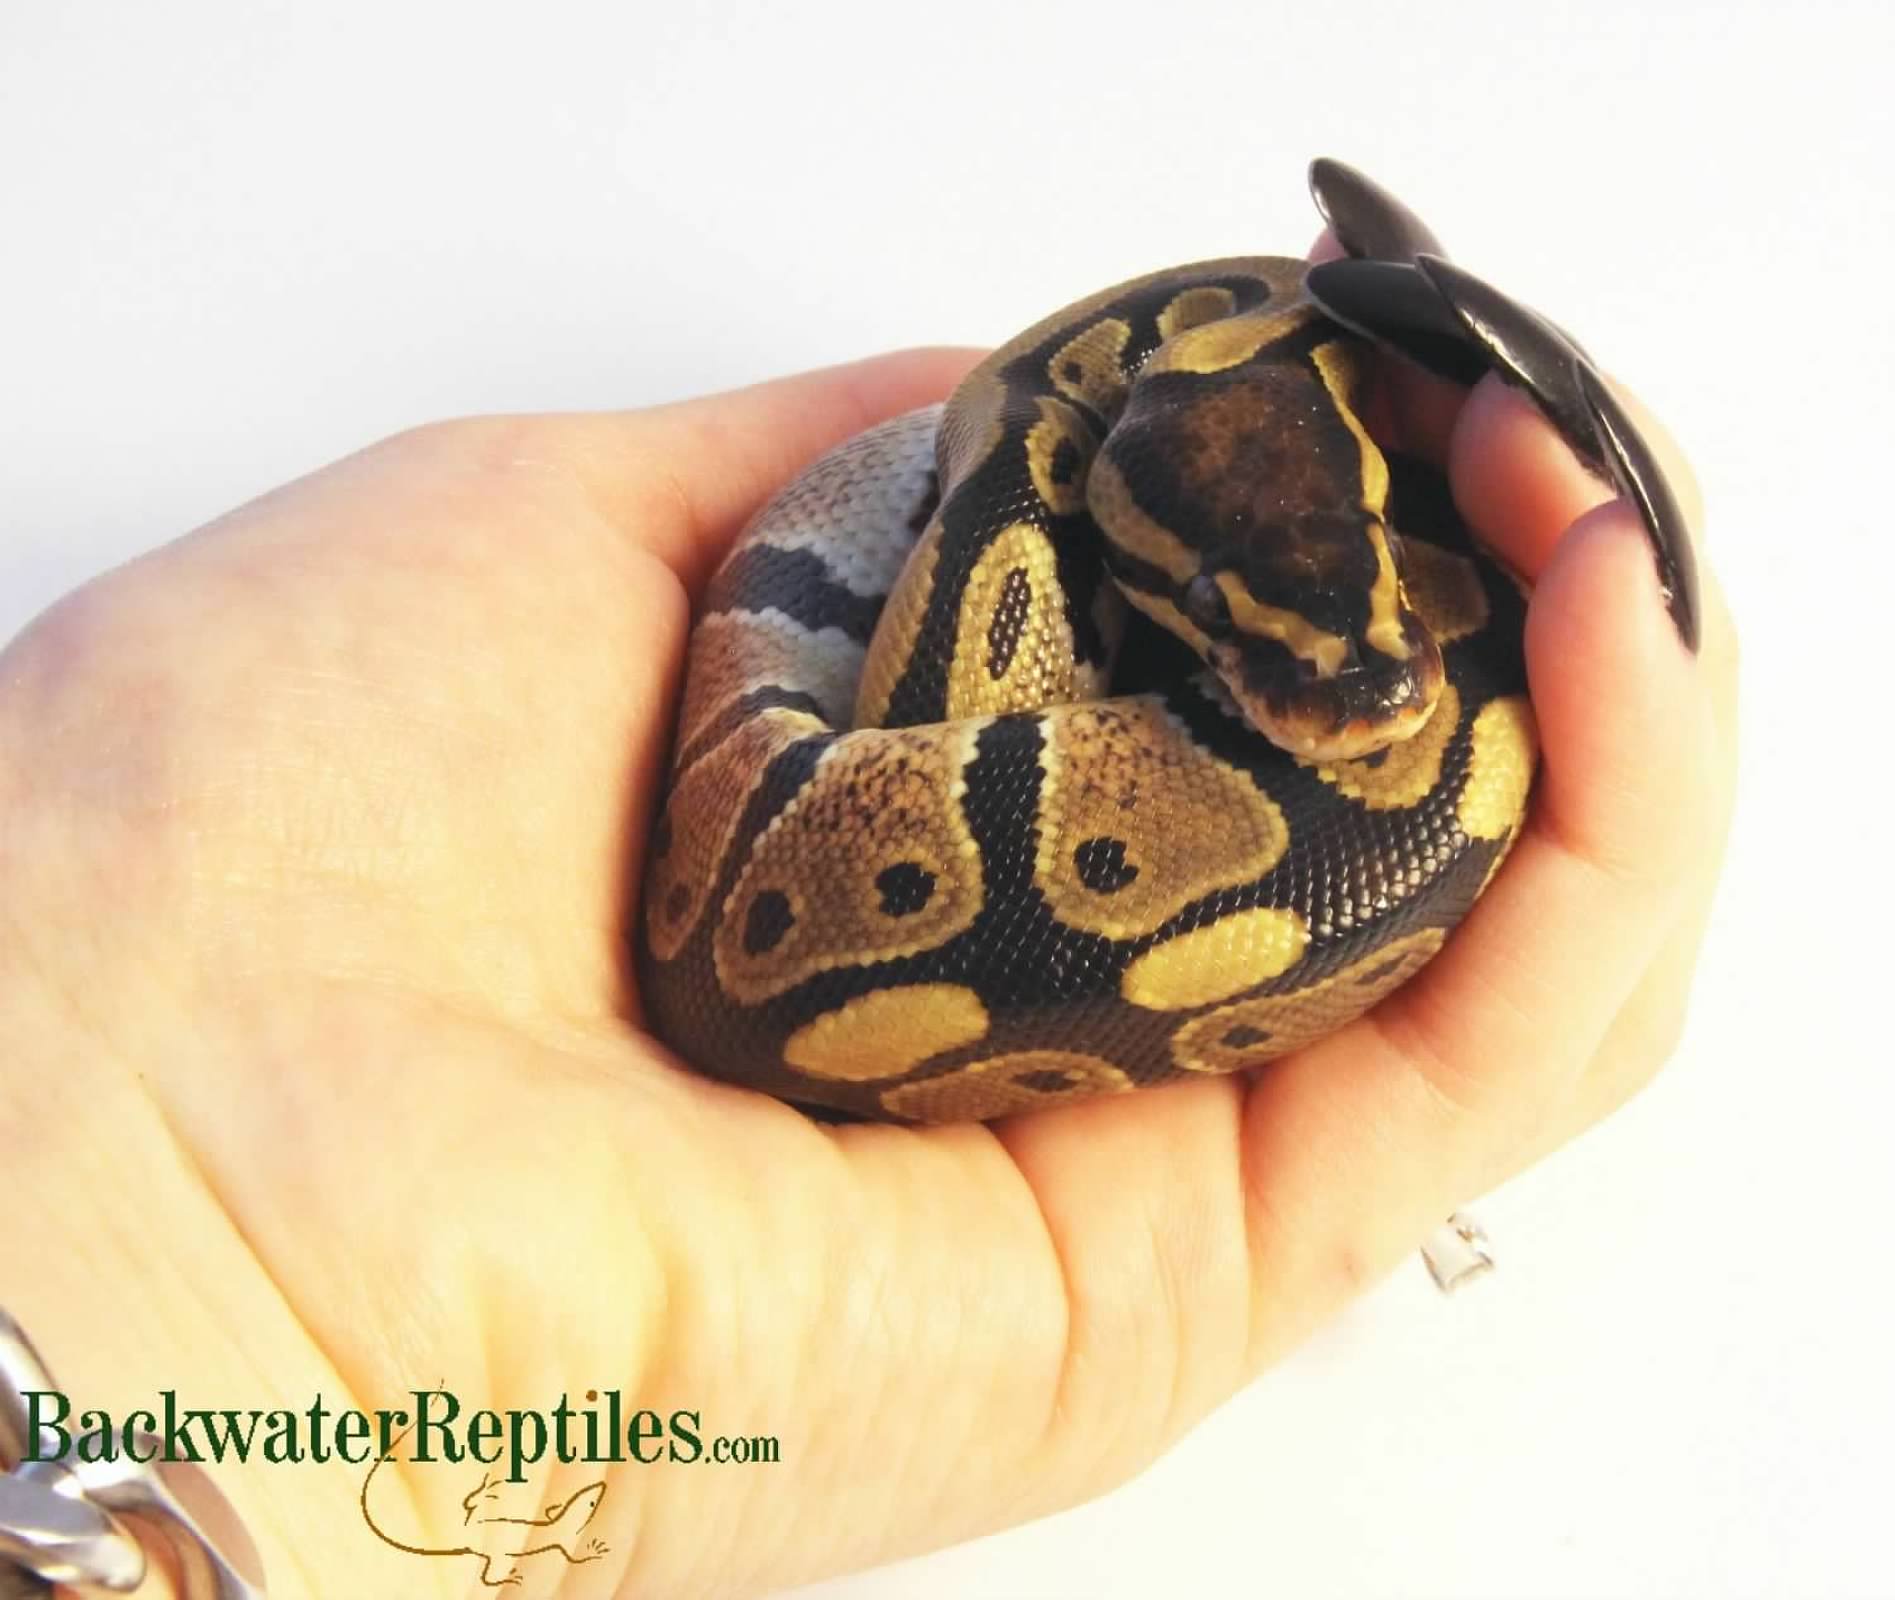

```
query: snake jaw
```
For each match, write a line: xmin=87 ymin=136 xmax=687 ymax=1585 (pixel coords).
xmin=1211 ymin=624 xmax=1445 ymax=762
xmin=1190 ymin=497 xmax=1448 ymax=762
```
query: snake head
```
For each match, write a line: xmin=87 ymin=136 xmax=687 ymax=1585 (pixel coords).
xmin=1179 ymin=512 xmax=1445 ymax=762
xmin=1093 ymin=337 xmax=1448 ymax=763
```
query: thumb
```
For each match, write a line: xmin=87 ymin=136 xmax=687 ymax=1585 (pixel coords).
xmin=558 ymin=346 xmax=983 ymax=594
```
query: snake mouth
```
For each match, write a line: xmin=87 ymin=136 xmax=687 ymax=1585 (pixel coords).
xmin=1216 ymin=637 xmax=1445 ymax=761
xmin=1256 ymin=693 xmax=1439 ymax=761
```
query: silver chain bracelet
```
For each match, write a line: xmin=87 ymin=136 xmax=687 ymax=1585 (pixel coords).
xmin=0 ymin=1308 xmax=266 ymax=1599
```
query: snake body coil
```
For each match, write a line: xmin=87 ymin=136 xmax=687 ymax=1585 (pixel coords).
xmin=639 ymin=255 xmax=1538 ymax=1121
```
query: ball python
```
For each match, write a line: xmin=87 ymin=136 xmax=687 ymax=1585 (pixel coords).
xmin=637 ymin=161 xmax=1698 ymax=1124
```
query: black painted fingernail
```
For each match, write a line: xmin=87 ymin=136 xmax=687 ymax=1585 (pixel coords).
xmin=1413 ymin=255 xmax=1603 ymax=469
xmin=1305 ymin=258 xmax=1489 ymax=385
xmin=1308 ymin=158 xmax=1446 ymax=262
xmin=1572 ymin=359 xmax=1701 ymax=653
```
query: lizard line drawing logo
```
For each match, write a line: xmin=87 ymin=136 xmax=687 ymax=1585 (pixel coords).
xmin=359 ymin=1408 xmax=609 ymax=1590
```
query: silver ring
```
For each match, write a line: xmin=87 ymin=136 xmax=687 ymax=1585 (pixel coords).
xmin=1420 ymin=1212 xmax=1495 ymax=1293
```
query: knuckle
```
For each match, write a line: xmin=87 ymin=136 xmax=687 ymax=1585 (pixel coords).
xmin=371 ymin=413 xmax=566 ymax=487
xmin=1539 ymin=796 xmax=1693 ymax=908
xmin=2 ymin=570 xmax=161 ymax=733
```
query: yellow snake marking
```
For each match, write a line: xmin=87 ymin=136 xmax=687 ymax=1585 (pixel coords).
xmin=1087 ymin=448 xmax=1200 ymax=584
xmin=1213 ymin=570 xmax=1352 ymax=676
xmin=882 ymin=1051 xmax=1132 ymax=1120
xmin=1035 ymin=699 xmax=1291 ymax=940
xmin=1025 ymin=395 xmax=1100 ymax=518
xmin=1170 ymin=926 xmax=1448 ymax=1072
xmin=1308 ymin=340 xmax=1390 ymax=516
xmin=645 ymin=707 xmax=827 ymax=961
xmin=713 ymin=721 xmax=985 ymax=1003
xmin=1398 ymin=537 xmax=1490 ymax=644
xmin=1121 ymin=585 xmax=1213 ymax=659
xmin=1144 ymin=305 xmax=1316 ymax=376
xmin=1156 ymin=284 xmax=1238 ymax=341
xmin=784 ymin=985 xmax=989 ymax=1082
xmin=855 ymin=515 xmax=944 ymax=727
xmin=1047 ymin=318 xmax=1133 ymax=416
xmin=677 ymin=610 xmax=863 ymax=753
xmin=1304 ymin=682 xmax=1461 ymax=810
xmin=1361 ymin=520 xmax=1413 ymax=662
xmin=1457 ymin=695 xmax=1538 ymax=840
xmin=1120 ymin=907 xmax=1311 ymax=1010
xmin=945 ymin=521 xmax=1078 ymax=720
xmin=1309 ymin=340 xmax=1412 ymax=661
xmin=976 ymin=258 xmax=1296 ymax=382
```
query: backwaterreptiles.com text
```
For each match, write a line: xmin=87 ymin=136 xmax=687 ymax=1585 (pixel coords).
xmin=23 ymin=1386 xmax=780 ymax=1483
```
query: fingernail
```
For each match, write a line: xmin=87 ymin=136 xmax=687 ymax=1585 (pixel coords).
xmin=1308 ymin=158 xmax=1447 ymax=262
xmin=1413 ymin=255 xmax=1603 ymax=469
xmin=1303 ymin=183 xmax=1699 ymax=653
xmin=1573 ymin=359 xmax=1701 ymax=653
xmin=1304 ymin=258 xmax=1490 ymax=384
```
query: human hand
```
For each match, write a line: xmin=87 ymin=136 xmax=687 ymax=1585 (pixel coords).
xmin=0 ymin=327 xmax=1734 ymax=1597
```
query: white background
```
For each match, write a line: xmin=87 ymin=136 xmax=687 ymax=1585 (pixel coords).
xmin=4 ymin=3 xmax=1891 ymax=1596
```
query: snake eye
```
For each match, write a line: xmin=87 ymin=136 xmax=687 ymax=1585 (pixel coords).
xmin=1180 ymin=573 xmax=1230 ymax=635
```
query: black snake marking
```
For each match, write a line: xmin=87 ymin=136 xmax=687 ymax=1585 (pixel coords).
xmin=639 ymin=252 xmax=1538 ymax=1122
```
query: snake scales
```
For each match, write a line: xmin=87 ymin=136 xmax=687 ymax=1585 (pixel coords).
xmin=637 ymin=172 xmax=1563 ymax=1123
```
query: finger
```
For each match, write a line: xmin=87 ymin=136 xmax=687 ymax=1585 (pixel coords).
xmin=1235 ymin=497 xmax=1720 ymax=1355
xmin=1395 ymin=497 xmax=1717 ymax=1132
xmin=1507 ymin=860 xmax=1718 ymax=1181
xmin=1308 ymin=227 xmax=1346 ymax=265
xmin=565 ymin=346 xmax=983 ymax=593
xmin=1449 ymin=369 xmax=1707 ymax=584
xmin=1376 ymin=356 xmax=1470 ymax=464
xmin=1499 ymin=562 xmax=1739 ymax=1176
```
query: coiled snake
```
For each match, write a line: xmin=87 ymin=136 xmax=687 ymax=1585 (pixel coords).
xmin=638 ymin=162 xmax=1696 ymax=1123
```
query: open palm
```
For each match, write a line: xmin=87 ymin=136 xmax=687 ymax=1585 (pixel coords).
xmin=0 ymin=343 xmax=1734 ymax=1599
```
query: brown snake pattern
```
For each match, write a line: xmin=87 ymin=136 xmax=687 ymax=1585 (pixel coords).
xmin=639 ymin=255 xmax=1538 ymax=1121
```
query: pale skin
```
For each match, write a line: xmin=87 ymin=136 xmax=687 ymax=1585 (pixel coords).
xmin=0 ymin=261 xmax=1736 ymax=1598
